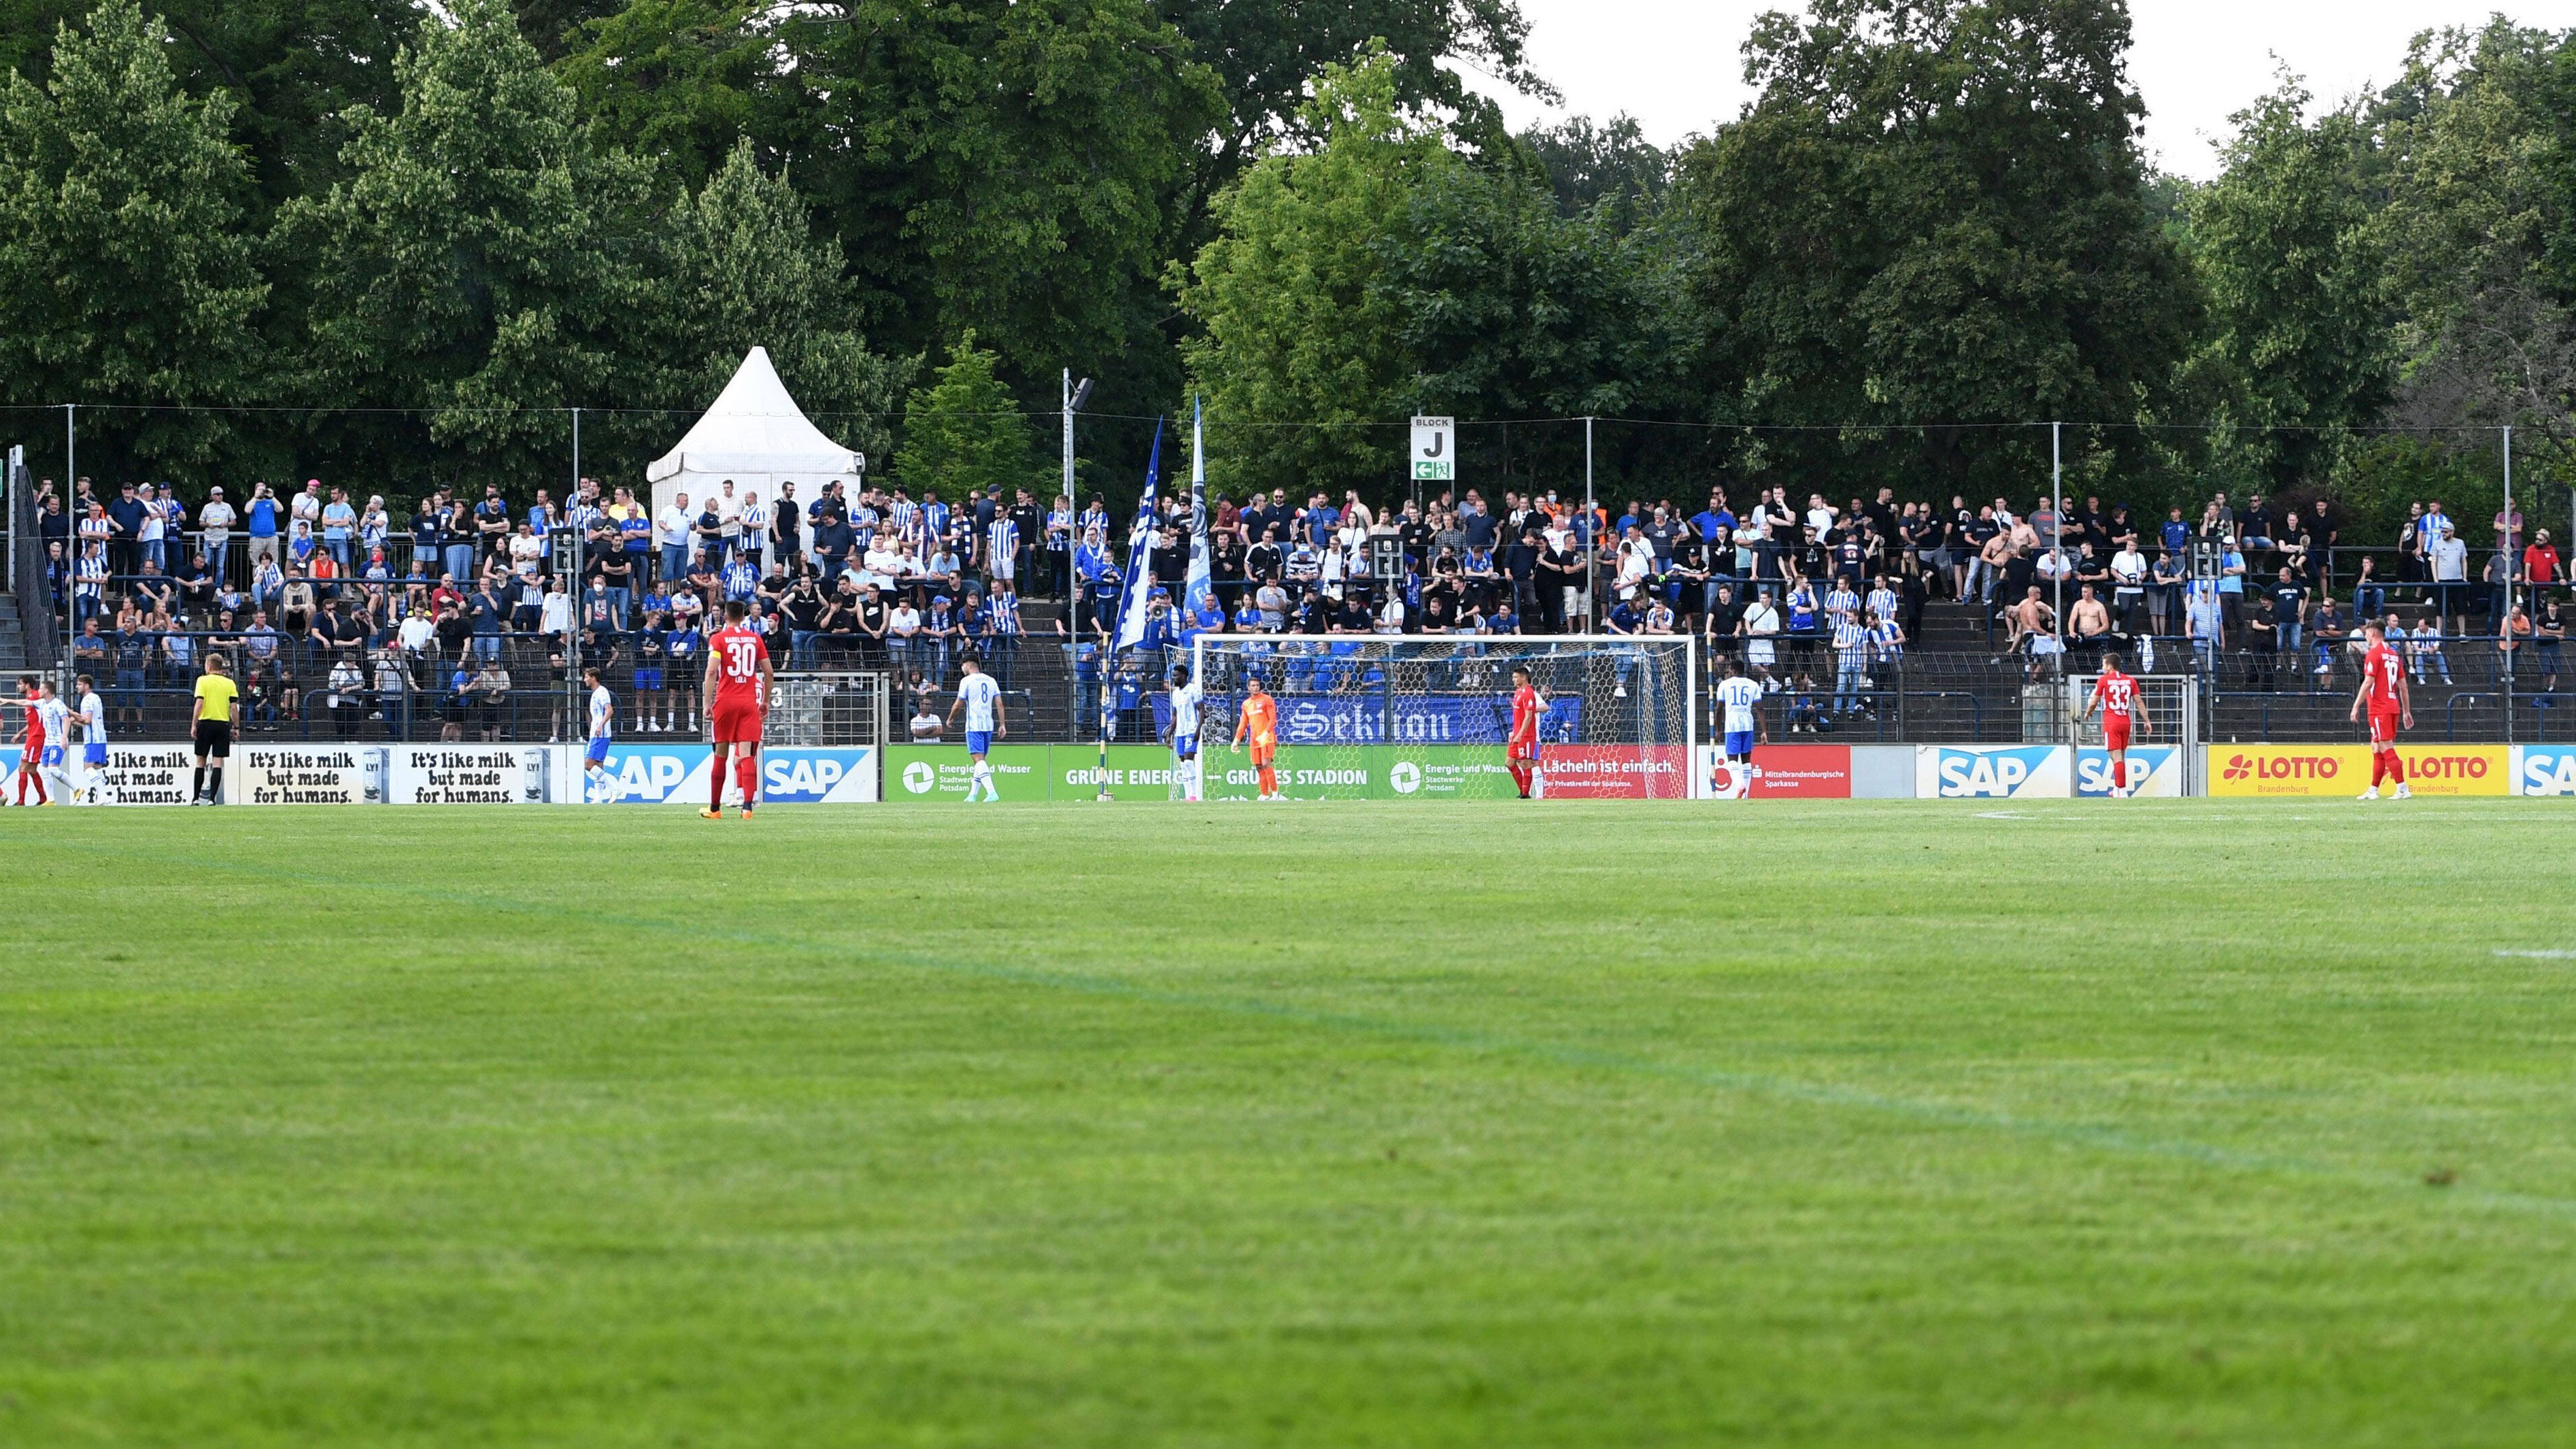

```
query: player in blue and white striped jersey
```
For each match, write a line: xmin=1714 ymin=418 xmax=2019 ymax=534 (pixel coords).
xmin=1714 ymin=660 xmax=1766 ymax=762
xmin=65 ymin=673 xmax=109 ymax=804
xmin=946 ymin=655 xmax=1006 ymax=802
xmin=581 ymin=666 xmax=614 ymax=787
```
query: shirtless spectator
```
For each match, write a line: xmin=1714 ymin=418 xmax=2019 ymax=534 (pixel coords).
xmin=2005 ymin=585 xmax=2061 ymax=678
xmin=2067 ymin=583 xmax=2112 ymax=667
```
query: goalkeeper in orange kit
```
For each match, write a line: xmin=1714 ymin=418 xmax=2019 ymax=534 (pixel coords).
xmin=1233 ymin=673 xmax=1281 ymax=801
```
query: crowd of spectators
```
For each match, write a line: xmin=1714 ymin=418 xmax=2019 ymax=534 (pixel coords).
xmin=18 ymin=471 xmax=2569 ymax=742
xmin=22 ymin=471 xmax=1062 ymax=739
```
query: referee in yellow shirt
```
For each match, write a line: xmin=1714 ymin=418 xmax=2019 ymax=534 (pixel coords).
xmin=191 ymin=653 xmax=241 ymax=806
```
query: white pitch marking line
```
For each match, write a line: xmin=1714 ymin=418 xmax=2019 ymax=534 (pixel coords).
xmin=2494 ymin=949 xmax=2576 ymax=959
xmin=1975 ymin=811 xmax=2034 ymax=819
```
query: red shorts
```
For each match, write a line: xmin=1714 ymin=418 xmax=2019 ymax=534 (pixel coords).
xmin=710 ymin=699 xmax=765 ymax=744
xmin=2103 ymin=718 xmax=2130 ymax=753
xmin=1508 ymin=739 xmax=1539 ymax=763
xmin=2368 ymin=709 xmax=2401 ymax=748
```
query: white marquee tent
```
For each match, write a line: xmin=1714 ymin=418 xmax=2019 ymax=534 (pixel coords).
xmin=645 ymin=347 xmax=864 ymax=541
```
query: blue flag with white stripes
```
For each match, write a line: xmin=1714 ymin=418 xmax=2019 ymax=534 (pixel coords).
xmin=1113 ymin=420 xmax=1164 ymax=651
xmin=1181 ymin=397 xmax=1213 ymax=617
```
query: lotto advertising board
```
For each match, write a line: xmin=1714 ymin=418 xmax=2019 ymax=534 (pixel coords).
xmin=1696 ymin=744 xmax=1854 ymax=800
xmin=2209 ymin=745 xmax=2508 ymax=798
xmin=2516 ymin=745 xmax=2576 ymax=796
xmin=571 ymin=744 xmax=879 ymax=804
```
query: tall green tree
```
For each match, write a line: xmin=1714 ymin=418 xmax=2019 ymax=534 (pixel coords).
xmin=1175 ymin=49 xmax=1447 ymax=496
xmin=775 ymin=0 xmax=1223 ymax=392
xmin=2365 ymin=23 xmax=2576 ymax=486
xmin=2185 ymin=81 xmax=2392 ymax=493
xmin=277 ymin=0 xmax=656 ymax=489
xmin=553 ymin=0 xmax=769 ymax=192
xmin=1517 ymin=114 xmax=1671 ymax=232
xmin=0 ymin=0 xmax=424 ymax=213
xmin=1676 ymin=0 xmax=2201 ymax=497
xmin=634 ymin=140 xmax=907 ymax=466
xmin=0 ymin=0 xmax=267 ymax=479
xmin=1151 ymin=0 xmax=1543 ymax=222
xmin=893 ymin=335 xmax=1038 ymax=503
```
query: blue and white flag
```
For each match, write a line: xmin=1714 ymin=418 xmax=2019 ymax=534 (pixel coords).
xmin=1113 ymin=419 xmax=1165 ymax=651
xmin=1181 ymin=397 xmax=1213 ymax=616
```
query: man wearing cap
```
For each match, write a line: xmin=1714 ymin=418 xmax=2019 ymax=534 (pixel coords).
xmin=199 ymin=486 xmax=236 ymax=586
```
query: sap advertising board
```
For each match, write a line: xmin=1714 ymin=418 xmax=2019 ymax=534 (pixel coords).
xmin=2522 ymin=745 xmax=2576 ymax=796
xmin=1916 ymin=745 xmax=2182 ymax=799
xmin=572 ymin=745 xmax=880 ymax=804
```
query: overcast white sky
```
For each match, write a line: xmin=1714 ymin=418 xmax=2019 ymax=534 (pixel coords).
xmin=1465 ymin=0 xmax=2576 ymax=180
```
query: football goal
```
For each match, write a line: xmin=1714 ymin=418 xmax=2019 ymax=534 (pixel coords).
xmin=1183 ymin=634 xmax=1696 ymax=800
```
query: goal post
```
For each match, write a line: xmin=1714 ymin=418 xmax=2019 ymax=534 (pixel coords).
xmin=1184 ymin=634 xmax=1696 ymax=800
xmin=2067 ymin=670 xmax=2200 ymax=796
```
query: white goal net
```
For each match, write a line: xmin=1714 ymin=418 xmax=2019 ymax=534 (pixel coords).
xmin=1182 ymin=634 xmax=1695 ymax=800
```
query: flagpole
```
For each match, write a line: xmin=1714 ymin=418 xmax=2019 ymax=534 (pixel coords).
xmin=1104 ymin=419 xmax=1165 ymax=800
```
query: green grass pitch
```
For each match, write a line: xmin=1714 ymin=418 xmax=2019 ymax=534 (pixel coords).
xmin=4 ymin=799 xmax=2574 ymax=1446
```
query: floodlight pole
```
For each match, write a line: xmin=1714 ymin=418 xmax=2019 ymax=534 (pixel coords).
xmin=2054 ymin=420 xmax=2071 ymax=795
xmin=568 ymin=407 xmax=583 ymax=740
xmin=63 ymin=403 xmax=75 ymax=693
xmin=1062 ymin=370 xmax=1075 ymax=626
xmin=1584 ymin=415 xmax=1596 ymax=632
xmin=2503 ymin=424 xmax=2514 ymax=744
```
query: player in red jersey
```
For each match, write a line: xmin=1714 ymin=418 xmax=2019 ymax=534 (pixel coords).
xmin=700 ymin=600 xmax=775 ymax=818
xmin=1506 ymin=665 xmax=1544 ymax=799
xmin=2350 ymin=620 xmax=2413 ymax=800
xmin=2074 ymin=654 xmax=2151 ymax=797
xmin=10 ymin=674 xmax=50 ymax=806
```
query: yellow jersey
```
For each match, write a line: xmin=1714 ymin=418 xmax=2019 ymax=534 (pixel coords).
xmin=193 ymin=672 xmax=239 ymax=723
